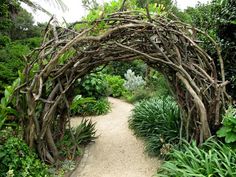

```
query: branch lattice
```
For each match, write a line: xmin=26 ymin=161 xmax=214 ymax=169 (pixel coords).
xmin=17 ymin=11 xmax=229 ymax=163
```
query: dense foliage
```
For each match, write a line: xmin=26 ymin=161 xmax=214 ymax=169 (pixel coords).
xmin=0 ymin=0 xmax=42 ymax=96
xmin=79 ymin=72 xmax=109 ymax=99
xmin=217 ymin=106 xmax=236 ymax=144
xmin=129 ymin=97 xmax=181 ymax=156
xmin=0 ymin=137 xmax=49 ymax=177
xmin=123 ymin=70 xmax=170 ymax=103
xmin=105 ymin=74 xmax=126 ymax=97
xmin=70 ymin=72 xmax=112 ymax=117
xmin=157 ymin=138 xmax=236 ymax=177
xmin=104 ymin=60 xmax=147 ymax=78
xmin=70 ymin=95 xmax=110 ymax=116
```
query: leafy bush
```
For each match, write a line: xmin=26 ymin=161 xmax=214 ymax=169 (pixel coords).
xmin=0 ymin=77 xmax=21 ymax=130
xmin=123 ymin=71 xmax=171 ymax=103
xmin=105 ymin=74 xmax=126 ymax=97
xmin=0 ymin=35 xmax=11 ymax=47
xmin=0 ymin=42 xmax=28 ymax=95
xmin=70 ymin=96 xmax=110 ymax=116
xmin=57 ymin=119 xmax=97 ymax=159
xmin=79 ymin=72 xmax=109 ymax=99
xmin=123 ymin=88 xmax=152 ymax=103
xmin=124 ymin=69 xmax=146 ymax=91
xmin=157 ymin=138 xmax=236 ymax=177
xmin=129 ymin=97 xmax=181 ymax=156
xmin=91 ymin=98 xmax=110 ymax=115
xmin=148 ymin=71 xmax=171 ymax=98
xmin=217 ymin=106 xmax=236 ymax=144
xmin=0 ymin=137 xmax=49 ymax=177
xmin=19 ymin=37 xmax=42 ymax=49
xmin=70 ymin=95 xmax=96 ymax=116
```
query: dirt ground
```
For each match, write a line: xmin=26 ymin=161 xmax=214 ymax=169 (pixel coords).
xmin=70 ymin=97 xmax=160 ymax=177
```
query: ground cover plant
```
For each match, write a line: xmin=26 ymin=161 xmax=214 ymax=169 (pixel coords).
xmin=0 ymin=137 xmax=49 ymax=177
xmin=157 ymin=138 xmax=236 ymax=177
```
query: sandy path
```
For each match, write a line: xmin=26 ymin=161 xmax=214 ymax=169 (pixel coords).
xmin=70 ymin=97 xmax=160 ymax=177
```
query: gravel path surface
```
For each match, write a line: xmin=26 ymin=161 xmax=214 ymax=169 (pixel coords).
xmin=70 ymin=97 xmax=160 ymax=177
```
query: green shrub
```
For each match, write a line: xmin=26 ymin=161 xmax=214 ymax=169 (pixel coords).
xmin=157 ymin=138 xmax=236 ymax=177
xmin=0 ymin=35 xmax=11 ymax=47
xmin=18 ymin=37 xmax=42 ymax=49
xmin=148 ymin=71 xmax=171 ymax=98
xmin=0 ymin=42 xmax=29 ymax=95
xmin=0 ymin=137 xmax=49 ymax=177
xmin=70 ymin=95 xmax=96 ymax=116
xmin=0 ymin=77 xmax=21 ymax=130
xmin=129 ymin=97 xmax=181 ymax=156
xmin=91 ymin=98 xmax=110 ymax=115
xmin=105 ymin=74 xmax=126 ymax=97
xmin=57 ymin=119 xmax=97 ymax=159
xmin=123 ymin=88 xmax=153 ymax=103
xmin=217 ymin=106 xmax=236 ymax=144
xmin=70 ymin=96 xmax=110 ymax=116
xmin=79 ymin=72 xmax=109 ymax=99
xmin=73 ymin=119 xmax=97 ymax=144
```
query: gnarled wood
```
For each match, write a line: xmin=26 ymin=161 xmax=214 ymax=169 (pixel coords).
xmin=16 ymin=10 xmax=229 ymax=162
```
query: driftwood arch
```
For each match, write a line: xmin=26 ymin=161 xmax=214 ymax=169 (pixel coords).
xmin=17 ymin=11 xmax=229 ymax=163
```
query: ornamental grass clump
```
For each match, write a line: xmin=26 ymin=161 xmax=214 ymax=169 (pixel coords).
xmin=157 ymin=138 xmax=236 ymax=177
xmin=129 ymin=96 xmax=181 ymax=156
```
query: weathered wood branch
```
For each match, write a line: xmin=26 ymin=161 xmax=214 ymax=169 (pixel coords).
xmin=16 ymin=10 xmax=229 ymax=162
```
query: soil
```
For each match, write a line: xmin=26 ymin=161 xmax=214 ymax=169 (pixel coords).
xmin=70 ymin=97 xmax=160 ymax=177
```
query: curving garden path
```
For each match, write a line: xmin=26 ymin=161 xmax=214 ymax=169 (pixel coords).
xmin=70 ymin=97 xmax=160 ymax=177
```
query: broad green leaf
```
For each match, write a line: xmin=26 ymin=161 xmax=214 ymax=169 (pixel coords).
xmin=217 ymin=126 xmax=231 ymax=137
xmin=225 ymin=132 xmax=236 ymax=143
xmin=230 ymin=20 xmax=236 ymax=25
xmin=1 ymin=97 xmax=6 ymax=106
xmin=4 ymin=89 xmax=11 ymax=102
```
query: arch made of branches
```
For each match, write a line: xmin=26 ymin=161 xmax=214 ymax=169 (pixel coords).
xmin=16 ymin=11 xmax=229 ymax=163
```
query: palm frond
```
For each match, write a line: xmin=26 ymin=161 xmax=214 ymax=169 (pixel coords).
xmin=20 ymin=0 xmax=68 ymax=16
